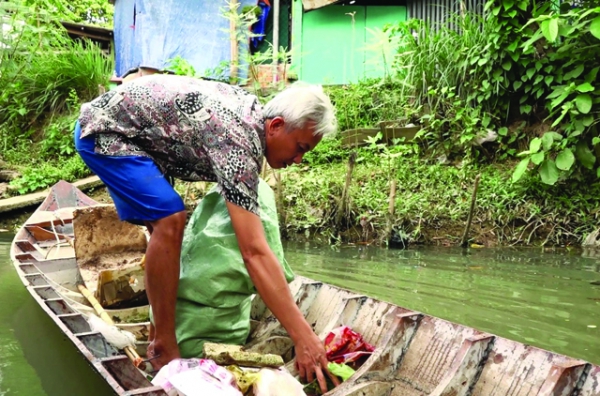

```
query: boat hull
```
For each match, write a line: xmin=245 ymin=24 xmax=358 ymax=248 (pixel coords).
xmin=10 ymin=181 xmax=600 ymax=395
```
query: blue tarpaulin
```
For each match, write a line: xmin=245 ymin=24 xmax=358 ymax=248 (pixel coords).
xmin=113 ymin=0 xmax=256 ymax=78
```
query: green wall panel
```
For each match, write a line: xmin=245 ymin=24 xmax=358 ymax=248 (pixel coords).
xmin=301 ymin=6 xmax=366 ymax=85
xmin=364 ymin=6 xmax=407 ymax=79
xmin=301 ymin=5 xmax=407 ymax=84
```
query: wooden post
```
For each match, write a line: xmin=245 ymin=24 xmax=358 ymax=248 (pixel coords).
xmin=336 ymin=152 xmax=357 ymax=226
xmin=272 ymin=0 xmax=280 ymax=86
xmin=230 ymin=0 xmax=239 ymax=82
xmin=385 ymin=179 xmax=397 ymax=243
xmin=460 ymin=174 xmax=481 ymax=248
xmin=274 ymin=169 xmax=284 ymax=223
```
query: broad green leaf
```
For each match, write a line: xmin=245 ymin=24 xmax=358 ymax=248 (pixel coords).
xmin=593 ymin=137 xmax=600 ymax=146
xmin=576 ymin=83 xmax=594 ymax=93
xmin=483 ymin=114 xmax=491 ymax=128
xmin=551 ymin=106 xmax=571 ymax=127
xmin=530 ymin=137 xmax=542 ymax=153
xmin=550 ymin=92 xmax=570 ymax=109
xmin=541 ymin=18 xmax=559 ymax=42
xmin=590 ymin=16 xmax=600 ymax=39
xmin=597 ymin=167 xmax=600 ymax=178
xmin=513 ymin=80 xmax=523 ymax=90
xmin=503 ymin=0 xmax=514 ymax=10
xmin=575 ymin=94 xmax=592 ymax=114
xmin=576 ymin=142 xmax=596 ymax=169
xmin=512 ymin=158 xmax=530 ymax=182
xmin=526 ymin=68 xmax=536 ymax=80
xmin=545 ymin=75 xmax=554 ymax=86
xmin=531 ymin=152 xmax=545 ymax=165
xmin=583 ymin=115 xmax=595 ymax=127
xmin=534 ymin=75 xmax=544 ymax=85
xmin=539 ymin=160 xmax=560 ymax=185
xmin=502 ymin=60 xmax=512 ymax=71
xmin=547 ymin=86 xmax=565 ymax=99
xmin=535 ymin=61 xmax=543 ymax=71
xmin=541 ymin=132 xmax=554 ymax=151
xmin=520 ymin=104 xmax=532 ymax=114
xmin=547 ymin=131 xmax=563 ymax=141
xmin=556 ymin=148 xmax=575 ymax=170
xmin=585 ymin=67 xmax=599 ymax=83
xmin=507 ymin=40 xmax=519 ymax=52
xmin=499 ymin=127 xmax=509 ymax=136
xmin=564 ymin=64 xmax=585 ymax=80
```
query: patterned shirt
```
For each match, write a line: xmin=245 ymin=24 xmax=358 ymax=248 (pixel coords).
xmin=78 ymin=74 xmax=266 ymax=215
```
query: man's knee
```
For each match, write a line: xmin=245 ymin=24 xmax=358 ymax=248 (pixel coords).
xmin=149 ymin=210 xmax=187 ymax=238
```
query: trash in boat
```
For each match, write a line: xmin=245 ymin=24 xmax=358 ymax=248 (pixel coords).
xmin=252 ymin=368 xmax=306 ymax=396
xmin=305 ymin=326 xmax=374 ymax=395
xmin=203 ymin=342 xmax=284 ymax=368
xmin=324 ymin=325 xmax=375 ymax=367
xmin=151 ymin=358 xmax=241 ymax=396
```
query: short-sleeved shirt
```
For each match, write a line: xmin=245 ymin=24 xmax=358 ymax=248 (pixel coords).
xmin=78 ymin=74 xmax=266 ymax=215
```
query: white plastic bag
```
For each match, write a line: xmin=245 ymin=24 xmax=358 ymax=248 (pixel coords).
xmin=151 ymin=358 xmax=241 ymax=396
xmin=169 ymin=370 xmax=242 ymax=396
xmin=253 ymin=368 xmax=306 ymax=396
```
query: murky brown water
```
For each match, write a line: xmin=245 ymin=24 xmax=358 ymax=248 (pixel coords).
xmin=1 ymin=233 xmax=599 ymax=395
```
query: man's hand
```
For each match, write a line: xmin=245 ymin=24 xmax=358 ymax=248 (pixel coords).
xmin=294 ymin=332 xmax=341 ymax=394
xmin=225 ymin=202 xmax=341 ymax=393
xmin=146 ymin=337 xmax=181 ymax=371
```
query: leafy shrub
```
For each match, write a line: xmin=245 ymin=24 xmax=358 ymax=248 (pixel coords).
xmin=9 ymin=156 xmax=91 ymax=194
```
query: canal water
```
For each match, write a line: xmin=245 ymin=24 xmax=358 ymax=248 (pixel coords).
xmin=1 ymin=233 xmax=599 ymax=395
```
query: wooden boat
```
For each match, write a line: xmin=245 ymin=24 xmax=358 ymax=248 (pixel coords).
xmin=10 ymin=181 xmax=600 ymax=396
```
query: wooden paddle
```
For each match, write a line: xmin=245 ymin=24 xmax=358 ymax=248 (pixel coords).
xmin=78 ymin=283 xmax=144 ymax=368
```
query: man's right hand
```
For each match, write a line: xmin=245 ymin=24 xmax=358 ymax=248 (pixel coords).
xmin=294 ymin=332 xmax=341 ymax=394
xmin=146 ymin=338 xmax=181 ymax=371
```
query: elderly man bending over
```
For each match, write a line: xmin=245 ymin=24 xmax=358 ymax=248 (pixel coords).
xmin=74 ymin=74 xmax=336 ymax=393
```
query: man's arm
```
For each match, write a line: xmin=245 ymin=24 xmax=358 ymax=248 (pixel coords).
xmin=226 ymin=202 xmax=338 ymax=394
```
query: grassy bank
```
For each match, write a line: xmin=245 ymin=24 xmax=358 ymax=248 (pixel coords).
xmin=275 ymin=137 xmax=600 ymax=247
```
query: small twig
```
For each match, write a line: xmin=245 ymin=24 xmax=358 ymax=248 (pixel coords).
xmin=460 ymin=174 xmax=481 ymax=248
xmin=385 ymin=179 xmax=397 ymax=243
xmin=336 ymin=152 xmax=357 ymax=227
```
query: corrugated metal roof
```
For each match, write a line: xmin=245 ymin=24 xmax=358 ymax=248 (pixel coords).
xmin=302 ymin=0 xmax=342 ymax=11
xmin=406 ymin=0 xmax=484 ymax=26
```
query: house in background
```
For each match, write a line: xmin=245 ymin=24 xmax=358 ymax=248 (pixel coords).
xmin=268 ymin=0 xmax=484 ymax=85
xmin=109 ymin=0 xmax=480 ymax=85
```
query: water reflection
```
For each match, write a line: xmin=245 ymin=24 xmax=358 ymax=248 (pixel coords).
xmin=285 ymin=242 xmax=600 ymax=365
xmin=0 ymin=234 xmax=113 ymax=396
xmin=1 ymin=234 xmax=599 ymax=395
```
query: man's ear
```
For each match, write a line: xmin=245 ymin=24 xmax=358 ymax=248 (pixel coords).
xmin=268 ymin=116 xmax=285 ymax=134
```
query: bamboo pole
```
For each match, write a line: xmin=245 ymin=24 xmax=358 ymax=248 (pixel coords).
xmin=336 ymin=152 xmax=357 ymax=226
xmin=272 ymin=0 xmax=280 ymax=86
xmin=460 ymin=174 xmax=481 ymax=248
xmin=230 ymin=0 xmax=239 ymax=82
xmin=77 ymin=283 xmax=143 ymax=367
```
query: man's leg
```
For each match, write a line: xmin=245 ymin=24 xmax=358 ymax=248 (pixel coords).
xmin=74 ymin=123 xmax=186 ymax=369
xmin=144 ymin=212 xmax=186 ymax=368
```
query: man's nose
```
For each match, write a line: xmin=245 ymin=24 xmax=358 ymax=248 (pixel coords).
xmin=293 ymin=154 xmax=304 ymax=164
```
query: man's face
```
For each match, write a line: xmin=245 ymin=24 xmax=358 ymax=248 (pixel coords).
xmin=265 ymin=117 xmax=322 ymax=169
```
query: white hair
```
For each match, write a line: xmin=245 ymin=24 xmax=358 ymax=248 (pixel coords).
xmin=263 ymin=83 xmax=337 ymax=137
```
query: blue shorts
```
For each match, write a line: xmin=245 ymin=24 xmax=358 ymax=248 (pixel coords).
xmin=74 ymin=122 xmax=185 ymax=224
